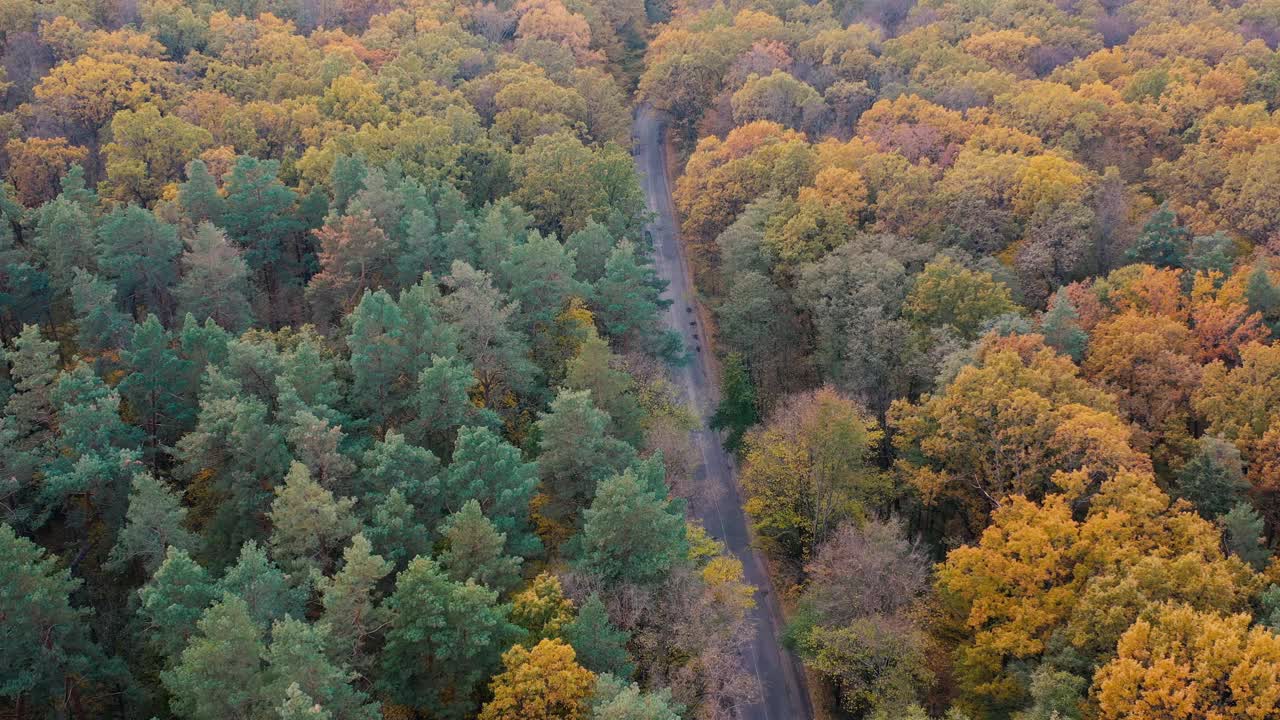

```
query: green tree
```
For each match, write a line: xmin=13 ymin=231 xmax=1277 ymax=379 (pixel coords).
xmin=1127 ymin=204 xmax=1191 ymax=268
xmin=904 ymin=256 xmax=1017 ymax=340
xmin=378 ymin=556 xmax=521 ymax=719
xmin=0 ymin=524 xmax=112 ymax=715
xmin=220 ymin=156 xmax=300 ymax=275
xmin=107 ymin=471 xmax=198 ymax=574
xmin=97 ymin=205 xmax=182 ymax=321
xmin=565 ymin=333 xmax=645 ymax=447
xmin=329 ymin=154 xmax=367 ymax=216
xmin=33 ymin=197 xmax=95 ymax=295
xmin=4 ymin=324 xmax=60 ymax=453
xmin=262 ymin=617 xmax=380 ymax=720
xmin=537 ymin=388 xmax=635 ymax=519
xmin=574 ymin=465 xmax=688 ymax=586
xmin=1221 ymin=501 xmax=1271 ymax=571
xmin=411 ymin=353 xmax=495 ymax=454
xmin=71 ymin=269 xmax=131 ymax=352
xmin=566 ymin=222 xmax=615 ymax=284
xmin=442 ymin=426 xmax=541 ymax=558
xmin=175 ymin=222 xmax=254 ymax=332
xmin=317 ymin=534 xmax=392 ymax=673
xmin=590 ymin=674 xmax=682 ymax=720
xmin=1246 ymin=262 xmax=1280 ymax=330
xmin=138 ymin=547 xmax=217 ymax=663
xmin=437 ymin=261 xmax=538 ymax=409
xmin=268 ymin=462 xmax=360 ymax=579
xmin=440 ymin=499 xmax=523 ymax=594
xmin=564 ymin=594 xmax=633 ymax=679
xmin=1040 ymin=287 xmax=1088 ymax=361
xmin=1176 ymin=435 xmax=1247 ymax=519
xmin=219 ymin=540 xmax=307 ymax=631
xmin=162 ymin=594 xmax=268 ymax=720
xmin=592 ymin=241 xmax=679 ymax=359
xmin=710 ymin=353 xmax=759 ymax=452
xmin=118 ymin=314 xmax=194 ymax=466
xmin=178 ymin=159 xmax=225 ymax=226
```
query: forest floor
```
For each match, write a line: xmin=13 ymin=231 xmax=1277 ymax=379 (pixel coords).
xmin=633 ymin=104 xmax=814 ymax=720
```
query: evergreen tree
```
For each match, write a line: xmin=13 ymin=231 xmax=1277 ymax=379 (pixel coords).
xmin=710 ymin=353 xmax=759 ymax=452
xmin=33 ymin=196 xmax=96 ymax=295
xmin=1126 ymin=204 xmax=1190 ymax=268
xmin=411 ymin=353 xmax=496 ymax=454
xmin=566 ymin=221 xmax=616 ymax=284
xmin=97 ymin=205 xmax=182 ymax=321
xmin=119 ymin=315 xmax=195 ymax=465
xmin=0 ymin=524 xmax=113 ymax=715
xmin=175 ymin=222 xmax=254 ymax=332
xmin=563 ymin=594 xmax=634 ymax=679
xmin=536 ymin=388 xmax=636 ymax=519
xmin=268 ymin=461 xmax=360 ymax=579
xmin=278 ymin=683 xmax=332 ymax=720
xmin=162 ymin=594 xmax=268 ymax=720
xmin=219 ymin=540 xmax=308 ymax=631
xmin=70 ymin=268 xmax=131 ymax=353
xmin=1246 ymin=261 xmax=1280 ymax=330
xmin=356 ymin=430 xmax=441 ymax=520
xmin=262 ymin=617 xmax=380 ymax=720
xmin=178 ymin=159 xmax=226 ymax=226
xmin=378 ymin=556 xmax=521 ymax=719
xmin=1176 ymin=435 xmax=1248 ymax=519
xmin=3 ymin=324 xmax=60 ymax=453
xmin=1221 ymin=501 xmax=1271 ymax=571
xmin=574 ymin=467 xmax=689 ymax=586
xmin=1040 ymin=287 xmax=1088 ymax=362
xmin=329 ymin=154 xmax=368 ymax=216
xmin=107 ymin=471 xmax=199 ymax=574
xmin=345 ymin=289 xmax=412 ymax=430
xmin=440 ymin=499 xmax=523 ymax=594
xmin=442 ymin=426 xmax=541 ymax=558
xmin=566 ymin=334 xmax=645 ymax=447
xmin=590 ymin=674 xmax=683 ymax=720
xmin=285 ymin=409 xmax=356 ymax=492
xmin=317 ymin=534 xmax=392 ymax=673
xmin=499 ymin=231 xmax=586 ymax=373
xmin=437 ymin=261 xmax=539 ymax=408
xmin=592 ymin=241 xmax=679 ymax=360
xmin=220 ymin=156 xmax=301 ymax=276
xmin=138 ymin=547 xmax=218 ymax=663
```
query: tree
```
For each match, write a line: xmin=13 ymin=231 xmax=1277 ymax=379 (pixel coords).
xmin=220 ymin=156 xmax=300 ymax=275
xmin=536 ymin=388 xmax=636 ymax=519
xmin=904 ymin=256 xmax=1017 ymax=340
xmin=162 ymin=594 xmax=268 ymax=720
xmin=440 ymin=499 xmax=523 ymax=594
xmin=175 ymin=223 xmax=254 ymax=332
xmin=378 ymin=556 xmax=521 ymax=719
xmin=589 ymin=674 xmax=682 ymax=720
xmin=97 ymin=205 xmax=182 ymax=321
xmin=138 ymin=547 xmax=217 ymax=663
xmin=178 ymin=159 xmax=225 ymax=226
xmin=563 ymin=594 xmax=633 ymax=679
xmin=306 ymin=211 xmax=394 ymax=324
xmin=592 ymin=241 xmax=678 ymax=359
xmin=262 ymin=618 xmax=380 ymax=720
xmin=511 ymin=572 xmax=575 ymax=643
xmin=411 ymin=353 xmax=494 ymax=454
xmin=710 ymin=353 xmax=759 ymax=452
xmin=107 ymin=472 xmax=198 ymax=574
xmin=742 ymin=387 xmax=887 ymax=558
xmin=4 ymin=324 xmax=60 ymax=453
xmin=0 ymin=524 xmax=110 ymax=715
xmin=33 ymin=197 xmax=95 ymax=295
xmin=103 ymin=104 xmax=212 ymax=203
xmin=437 ymin=262 xmax=539 ymax=409
xmin=317 ymin=534 xmax=392 ymax=673
xmin=268 ymin=461 xmax=360 ymax=579
xmin=1127 ymin=204 xmax=1191 ymax=268
xmin=1040 ymin=287 xmax=1088 ymax=361
xmin=799 ymin=618 xmax=932 ymax=717
xmin=118 ymin=314 xmax=194 ymax=465
xmin=1093 ymin=604 xmax=1280 ymax=720
xmin=71 ymin=269 xmax=131 ymax=352
xmin=574 ymin=465 xmax=689 ymax=586
xmin=1220 ymin=501 xmax=1271 ymax=571
xmin=479 ymin=639 xmax=596 ymax=720
xmin=219 ymin=540 xmax=308 ymax=631
xmin=5 ymin=137 xmax=88 ymax=206
xmin=566 ymin=222 xmax=615 ymax=284
xmin=1176 ymin=435 xmax=1247 ymax=519
xmin=441 ymin=426 xmax=541 ymax=558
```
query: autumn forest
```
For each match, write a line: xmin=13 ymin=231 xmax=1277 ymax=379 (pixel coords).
xmin=2 ymin=0 xmax=1280 ymax=718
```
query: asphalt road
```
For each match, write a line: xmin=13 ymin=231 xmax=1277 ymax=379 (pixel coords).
xmin=633 ymin=104 xmax=813 ymax=720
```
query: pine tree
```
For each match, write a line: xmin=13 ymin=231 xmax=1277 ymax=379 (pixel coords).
xmin=378 ymin=556 xmax=521 ymax=719
xmin=592 ymin=241 xmax=679 ymax=360
xmin=119 ymin=314 xmax=195 ymax=466
xmin=4 ymin=324 xmax=60 ymax=453
xmin=34 ymin=196 xmax=96 ymax=294
xmin=1039 ymin=287 xmax=1088 ymax=362
xmin=1176 ymin=435 xmax=1248 ymax=519
xmin=566 ymin=334 xmax=645 ymax=447
xmin=589 ymin=674 xmax=683 ymax=720
xmin=277 ymin=683 xmax=332 ymax=720
xmin=536 ymin=388 xmax=636 ymax=519
xmin=0 ymin=524 xmax=112 ymax=715
xmin=178 ymin=159 xmax=226 ymax=226
xmin=175 ymin=222 xmax=254 ymax=332
xmin=162 ymin=594 xmax=268 ymax=720
xmin=1246 ymin=261 xmax=1280 ymax=330
xmin=262 ymin=617 xmax=380 ymax=720
xmin=1126 ymin=204 xmax=1190 ymax=268
xmin=565 ymin=221 xmax=615 ymax=284
xmin=220 ymin=156 xmax=301 ymax=275
xmin=411 ymin=353 xmax=495 ymax=454
xmin=107 ymin=472 xmax=199 ymax=574
xmin=70 ymin=268 xmax=131 ymax=352
xmin=219 ymin=540 xmax=308 ymax=630
xmin=442 ymin=426 xmax=541 ymax=558
xmin=574 ymin=467 xmax=689 ymax=586
xmin=563 ymin=594 xmax=634 ymax=679
xmin=317 ymin=534 xmax=392 ymax=673
xmin=710 ymin=353 xmax=759 ymax=452
xmin=1221 ymin=501 xmax=1271 ymax=570
xmin=268 ymin=462 xmax=360 ymax=579
xmin=328 ymin=154 xmax=368 ymax=216
xmin=440 ymin=499 xmax=523 ymax=594
xmin=138 ymin=547 xmax=218 ymax=663
xmin=97 ymin=204 xmax=182 ymax=321
xmin=285 ymin=409 xmax=355 ymax=493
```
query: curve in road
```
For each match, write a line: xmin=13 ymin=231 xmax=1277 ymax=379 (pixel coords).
xmin=633 ymin=104 xmax=813 ymax=720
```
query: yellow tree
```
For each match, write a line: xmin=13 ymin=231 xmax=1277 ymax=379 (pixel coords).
xmin=741 ymin=386 xmax=888 ymax=559
xmin=4 ymin=137 xmax=87 ymax=206
xmin=478 ymin=639 xmax=596 ymax=720
xmin=1093 ymin=604 xmax=1280 ymax=720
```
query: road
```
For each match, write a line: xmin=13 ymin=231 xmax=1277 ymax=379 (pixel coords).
xmin=633 ymin=104 xmax=813 ymax=720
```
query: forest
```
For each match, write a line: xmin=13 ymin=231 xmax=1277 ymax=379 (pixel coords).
xmin=2 ymin=0 xmax=1280 ymax=717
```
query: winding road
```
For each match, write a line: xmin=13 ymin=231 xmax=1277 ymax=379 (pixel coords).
xmin=633 ymin=104 xmax=813 ymax=720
